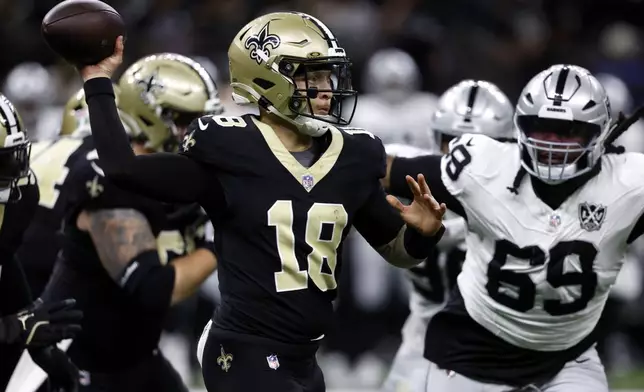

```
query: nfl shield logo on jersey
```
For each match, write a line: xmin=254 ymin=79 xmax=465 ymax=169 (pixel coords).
xmin=302 ymin=174 xmax=315 ymax=191
xmin=266 ymin=354 xmax=280 ymax=370
xmin=578 ymin=202 xmax=606 ymax=232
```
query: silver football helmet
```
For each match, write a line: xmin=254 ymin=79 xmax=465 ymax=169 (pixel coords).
xmin=430 ymin=80 xmax=514 ymax=149
xmin=515 ymin=65 xmax=612 ymax=184
xmin=363 ymin=48 xmax=420 ymax=100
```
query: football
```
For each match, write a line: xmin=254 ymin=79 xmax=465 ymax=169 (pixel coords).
xmin=41 ymin=0 xmax=125 ymax=67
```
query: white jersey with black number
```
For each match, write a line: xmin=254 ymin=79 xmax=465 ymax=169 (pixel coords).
xmin=441 ymin=133 xmax=644 ymax=351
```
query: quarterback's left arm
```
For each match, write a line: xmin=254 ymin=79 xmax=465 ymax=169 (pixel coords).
xmin=353 ymin=181 xmax=445 ymax=268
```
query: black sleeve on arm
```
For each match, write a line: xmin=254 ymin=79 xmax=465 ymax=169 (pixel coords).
xmin=353 ymin=185 xmax=444 ymax=260
xmin=83 ymin=77 xmax=207 ymax=204
xmin=0 ymin=255 xmax=32 ymax=313
xmin=390 ymin=155 xmax=467 ymax=219
xmin=627 ymin=211 xmax=644 ymax=244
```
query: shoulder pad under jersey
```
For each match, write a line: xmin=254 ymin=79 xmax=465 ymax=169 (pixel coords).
xmin=339 ymin=126 xmax=387 ymax=178
xmin=180 ymin=114 xmax=252 ymax=165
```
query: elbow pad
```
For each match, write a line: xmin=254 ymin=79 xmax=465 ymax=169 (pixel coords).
xmin=118 ymin=250 xmax=176 ymax=313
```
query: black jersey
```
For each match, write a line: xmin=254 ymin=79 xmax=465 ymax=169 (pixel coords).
xmin=0 ymin=175 xmax=39 ymax=315
xmin=0 ymin=175 xmax=39 ymax=389
xmin=181 ymin=114 xmax=402 ymax=343
xmin=42 ymin=151 xmax=170 ymax=372
xmin=81 ymin=77 xmax=441 ymax=347
xmin=16 ymin=135 xmax=94 ymax=296
xmin=0 ymin=175 xmax=39 ymax=262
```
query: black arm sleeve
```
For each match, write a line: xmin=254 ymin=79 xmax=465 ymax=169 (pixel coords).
xmin=0 ymin=316 xmax=20 ymax=344
xmin=83 ymin=77 xmax=208 ymax=204
xmin=627 ymin=212 xmax=644 ymax=244
xmin=0 ymin=255 xmax=32 ymax=314
xmin=353 ymin=185 xmax=444 ymax=259
xmin=390 ymin=155 xmax=467 ymax=218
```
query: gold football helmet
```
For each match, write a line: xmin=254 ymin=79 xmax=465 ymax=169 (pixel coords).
xmin=118 ymin=53 xmax=223 ymax=151
xmin=59 ymin=84 xmax=138 ymax=137
xmin=229 ymin=12 xmax=357 ymax=136
xmin=0 ymin=93 xmax=30 ymax=201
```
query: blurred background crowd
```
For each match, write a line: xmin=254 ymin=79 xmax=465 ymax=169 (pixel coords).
xmin=4 ymin=0 xmax=644 ymax=389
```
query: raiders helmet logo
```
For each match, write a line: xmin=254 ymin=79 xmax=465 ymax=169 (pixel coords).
xmin=245 ymin=22 xmax=281 ymax=65
xmin=578 ymin=202 xmax=606 ymax=232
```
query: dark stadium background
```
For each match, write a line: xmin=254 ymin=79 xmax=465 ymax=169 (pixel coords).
xmin=4 ymin=0 xmax=644 ymax=390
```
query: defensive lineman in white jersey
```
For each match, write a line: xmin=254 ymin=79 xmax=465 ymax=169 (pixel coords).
xmin=382 ymin=80 xmax=515 ymax=392
xmin=385 ymin=65 xmax=636 ymax=391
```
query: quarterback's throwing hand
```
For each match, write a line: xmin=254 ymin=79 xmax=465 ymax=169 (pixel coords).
xmin=79 ymin=35 xmax=125 ymax=82
xmin=386 ymin=174 xmax=446 ymax=236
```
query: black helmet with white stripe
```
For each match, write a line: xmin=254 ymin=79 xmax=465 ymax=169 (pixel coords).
xmin=430 ymin=80 xmax=513 ymax=150
xmin=515 ymin=65 xmax=612 ymax=184
xmin=0 ymin=93 xmax=30 ymax=201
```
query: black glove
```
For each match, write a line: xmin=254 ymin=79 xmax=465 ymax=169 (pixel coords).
xmin=1 ymin=298 xmax=82 ymax=347
xmin=29 ymin=346 xmax=79 ymax=392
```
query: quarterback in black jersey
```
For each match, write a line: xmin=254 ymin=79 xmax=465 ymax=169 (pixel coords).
xmin=0 ymin=94 xmax=82 ymax=391
xmin=74 ymin=12 xmax=445 ymax=392
xmin=40 ymin=53 xmax=221 ymax=392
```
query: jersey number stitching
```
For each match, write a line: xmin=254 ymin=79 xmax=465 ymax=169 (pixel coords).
xmin=211 ymin=115 xmax=247 ymax=128
xmin=486 ymin=239 xmax=598 ymax=315
xmin=268 ymin=200 xmax=348 ymax=293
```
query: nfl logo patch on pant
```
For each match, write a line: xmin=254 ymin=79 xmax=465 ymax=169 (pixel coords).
xmin=266 ymin=354 xmax=280 ymax=370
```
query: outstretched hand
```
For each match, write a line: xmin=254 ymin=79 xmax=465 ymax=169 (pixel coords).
xmin=79 ymin=36 xmax=125 ymax=82
xmin=386 ymin=174 xmax=446 ymax=236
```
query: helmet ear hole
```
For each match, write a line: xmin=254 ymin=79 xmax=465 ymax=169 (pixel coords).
xmin=253 ymin=78 xmax=275 ymax=90
xmin=138 ymin=115 xmax=154 ymax=127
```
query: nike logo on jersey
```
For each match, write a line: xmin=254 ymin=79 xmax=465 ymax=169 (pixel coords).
xmin=466 ymin=138 xmax=474 ymax=147
xmin=198 ymin=118 xmax=209 ymax=131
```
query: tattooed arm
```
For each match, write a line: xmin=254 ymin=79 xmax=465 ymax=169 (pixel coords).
xmin=77 ymin=209 xmax=217 ymax=309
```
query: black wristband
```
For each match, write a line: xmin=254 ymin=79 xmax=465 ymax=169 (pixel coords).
xmin=403 ymin=224 xmax=446 ymax=259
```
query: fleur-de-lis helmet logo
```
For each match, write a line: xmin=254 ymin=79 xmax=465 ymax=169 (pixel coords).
xmin=244 ymin=22 xmax=281 ymax=65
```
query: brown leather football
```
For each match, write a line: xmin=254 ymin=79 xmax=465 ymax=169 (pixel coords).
xmin=42 ymin=0 xmax=125 ymax=66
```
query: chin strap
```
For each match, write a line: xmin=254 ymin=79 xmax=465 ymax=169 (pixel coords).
xmin=507 ymin=166 xmax=527 ymax=195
